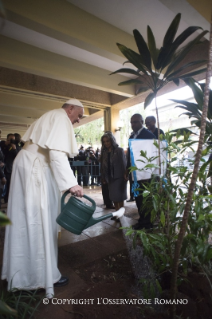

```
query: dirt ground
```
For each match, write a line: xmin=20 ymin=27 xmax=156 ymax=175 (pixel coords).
xmin=61 ymin=249 xmax=168 ymax=319
xmin=1 ymin=226 xmax=212 ymax=319
xmin=59 ymin=249 xmax=212 ymax=319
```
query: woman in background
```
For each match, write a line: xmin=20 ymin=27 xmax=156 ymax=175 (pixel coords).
xmin=100 ymin=132 xmax=127 ymax=220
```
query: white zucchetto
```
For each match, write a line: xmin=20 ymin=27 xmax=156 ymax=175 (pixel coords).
xmin=65 ymin=99 xmax=84 ymax=108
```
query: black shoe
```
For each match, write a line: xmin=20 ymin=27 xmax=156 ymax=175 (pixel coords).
xmin=132 ymin=223 xmax=143 ymax=230
xmin=105 ymin=206 xmax=115 ymax=209
xmin=126 ymin=199 xmax=135 ymax=202
xmin=54 ymin=276 xmax=69 ymax=287
xmin=110 ymin=216 xmax=120 ymax=222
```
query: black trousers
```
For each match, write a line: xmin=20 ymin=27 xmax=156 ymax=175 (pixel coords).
xmin=129 ymin=174 xmax=134 ymax=200
xmin=135 ymin=179 xmax=152 ymax=227
xmin=102 ymin=183 xmax=113 ymax=207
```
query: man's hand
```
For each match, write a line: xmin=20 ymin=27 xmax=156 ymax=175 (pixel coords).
xmin=69 ymin=185 xmax=83 ymax=197
xmin=11 ymin=144 xmax=16 ymax=150
xmin=124 ymin=169 xmax=129 ymax=181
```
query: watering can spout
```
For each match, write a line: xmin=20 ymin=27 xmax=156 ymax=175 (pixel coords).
xmin=84 ymin=207 xmax=125 ymax=229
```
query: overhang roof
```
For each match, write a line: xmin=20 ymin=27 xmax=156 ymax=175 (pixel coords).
xmin=0 ymin=0 xmax=211 ymax=137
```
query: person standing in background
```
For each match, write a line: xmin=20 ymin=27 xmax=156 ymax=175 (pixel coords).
xmin=100 ymin=132 xmax=127 ymax=220
xmin=0 ymin=134 xmax=20 ymax=203
xmin=126 ymin=114 xmax=155 ymax=230
xmin=145 ymin=116 xmax=164 ymax=139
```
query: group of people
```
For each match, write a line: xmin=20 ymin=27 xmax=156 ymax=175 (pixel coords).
xmin=100 ymin=115 xmax=164 ymax=228
xmin=70 ymin=145 xmax=101 ymax=186
xmin=1 ymin=98 xmax=164 ymax=298
xmin=0 ymin=133 xmax=23 ymax=209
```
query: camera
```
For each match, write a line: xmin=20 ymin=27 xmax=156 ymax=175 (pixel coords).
xmin=10 ymin=139 xmax=16 ymax=145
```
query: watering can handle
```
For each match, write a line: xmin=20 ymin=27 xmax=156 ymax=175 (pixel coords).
xmin=61 ymin=190 xmax=70 ymax=210
xmin=61 ymin=191 xmax=96 ymax=211
xmin=82 ymin=194 xmax=96 ymax=210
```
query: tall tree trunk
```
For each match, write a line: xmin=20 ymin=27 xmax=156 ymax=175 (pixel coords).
xmin=170 ymin=12 xmax=212 ymax=319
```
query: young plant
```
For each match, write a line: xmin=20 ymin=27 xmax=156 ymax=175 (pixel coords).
xmin=124 ymin=132 xmax=212 ymax=299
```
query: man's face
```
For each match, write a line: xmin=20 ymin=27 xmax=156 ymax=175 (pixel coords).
xmin=7 ymin=134 xmax=15 ymax=143
xmin=130 ymin=116 xmax=143 ymax=133
xmin=145 ymin=118 xmax=155 ymax=131
xmin=67 ymin=105 xmax=84 ymax=124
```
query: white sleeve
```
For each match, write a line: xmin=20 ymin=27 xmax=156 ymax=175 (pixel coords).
xmin=49 ymin=150 xmax=78 ymax=192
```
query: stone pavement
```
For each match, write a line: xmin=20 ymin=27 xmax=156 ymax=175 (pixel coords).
xmin=0 ymin=185 xmax=139 ymax=319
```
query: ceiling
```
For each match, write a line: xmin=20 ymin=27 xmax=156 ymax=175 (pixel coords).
xmin=0 ymin=0 xmax=211 ymax=138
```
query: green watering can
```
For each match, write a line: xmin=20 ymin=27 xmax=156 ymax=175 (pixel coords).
xmin=56 ymin=191 xmax=125 ymax=235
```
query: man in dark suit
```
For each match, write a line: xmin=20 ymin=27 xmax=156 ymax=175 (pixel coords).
xmin=145 ymin=116 xmax=164 ymax=139
xmin=126 ymin=114 xmax=155 ymax=230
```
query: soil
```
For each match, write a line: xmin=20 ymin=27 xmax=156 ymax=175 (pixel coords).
xmin=67 ymin=250 xmax=212 ymax=319
xmin=70 ymin=249 xmax=168 ymax=319
xmin=1 ymin=225 xmax=212 ymax=319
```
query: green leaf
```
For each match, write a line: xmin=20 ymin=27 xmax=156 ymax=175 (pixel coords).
xmin=183 ymin=78 xmax=204 ymax=108
xmin=160 ymin=211 xmax=165 ymax=227
xmin=118 ymin=78 xmax=143 ymax=86
xmin=0 ymin=300 xmax=17 ymax=316
xmin=144 ymin=92 xmax=155 ymax=109
xmin=163 ymin=13 xmax=181 ymax=47
xmin=144 ymin=163 xmax=160 ymax=169
xmin=165 ymin=30 xmax=208 ymax=76
xmin=147 ymin=26 xmax=158 ymax=68
xmin=197 ymin=214 xmax=205 ymax=222
xmin=205 ymin=246 xmax=212 ymax=262
xmin=117 ymin=43 xmax=148 ymax=74
xmin=110 ymin=68 xmax=141 ymax=76
xmin=140 ymin=150 xmax=147 ymax=158
xmin=143 ymin=190 xmax=150 ymax=197
xmin=173 ymin=26 xmax=203 ymax=47
xmin=179 ymin=68 xmax=207 ymax=79
xmin=172 ymin=99 xmax=202 ymax=118
xmin=133 ymin=29 xmax=152 ymax=72
xmin=165 ymin=60 xmax=207 ymax=79
xmin=0 ymin=211 xmax=11 ymax=226
xmin=136 ymin=86 xmax=150 ymax=95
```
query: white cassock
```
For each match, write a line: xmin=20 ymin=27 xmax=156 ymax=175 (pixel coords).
xmin=1 ymin=108 xmax=78 ymax=298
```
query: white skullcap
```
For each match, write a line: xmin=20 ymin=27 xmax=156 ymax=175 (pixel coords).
xmin=65 ymin=99 xmax=84 ymax=108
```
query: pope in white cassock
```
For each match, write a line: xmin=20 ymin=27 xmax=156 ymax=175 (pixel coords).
xmin=1 ymin=99 xmax=84 ymax=298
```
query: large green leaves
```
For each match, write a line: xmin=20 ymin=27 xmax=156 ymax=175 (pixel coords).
xmin=110 ymin=68 xmax=141 ymax=77
xmin=183 ymin=78 xmax=204 ymax=108
xmin=0 ymin=300 xmax=17 ymax=317
xmin=172 ymin=99 xmax=202 ymax=118
xmin=156 ymin=14 xmax=181 ymax=70
xmin=163 ymin=13 xmax=181 ymax=47
xmin=165 ymin=60 xmax=207 ymax=79
xmin=133 ymin=29 xmax=152 ymax=72
xmin=116 ymin=43 xmax=148 ymax=74
xmin=112 ymin=13 xmax=207 ymax=110
xmin=147 ymin=26 xmax=159 ymax=69
xmin=144 ymin=92 xmax=155 ymax=109
xmin=118 ymin=78 xmax=143 ymax=86
xmin=165 ymin=30 xmax=208 ymax=77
